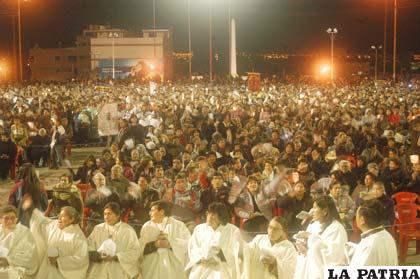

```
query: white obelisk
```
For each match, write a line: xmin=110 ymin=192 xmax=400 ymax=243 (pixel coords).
xmin=230 ymin=19 xmax=238 ymax=78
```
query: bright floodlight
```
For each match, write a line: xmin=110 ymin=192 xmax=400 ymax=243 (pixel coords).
xmin=320 ymin=65 xmax=330 ymax=74
xmin=327 ymin=28 xmax=338 ymax=34
xmin=149 ymin=64 xmax=155 ymax=70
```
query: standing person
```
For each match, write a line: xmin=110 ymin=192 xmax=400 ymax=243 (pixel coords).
xmin=242 ymin=216 xmax=297 ymax=279
xmin=50 ymin=120 xmax=66 ymax=169
xmin=8 ymin=163 xmax=48 ymax=226
xmin=0 ymin=205 xmax=38 ymax=279
xmin=139 ymin=200 xmax=191 ymax=279
xmin=128 ymin=114 xmax=145 ymax=146
xmin=22 ymin=199 xmax=89 ymax=279
xmin=87 ymin=202 xmax=141 ymax=279
xmin=0 ymin=131 xmax=17 ymax=180
xmin=348 ymin=200 xmax=398 ymax=266
xmin=10 ymin=117 xmax=28 ymax=166
xmin=293 ymin=195 xmax=348 ymax=279
xmin=186 ymin=202 xmax=242 ymax=279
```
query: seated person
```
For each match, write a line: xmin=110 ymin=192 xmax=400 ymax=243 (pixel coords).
xmin=234 ymin=175 xmax=273 ymax=239
xmin=0 ymin=205 xmax=38 ymax=278
xmin=150 ymin=165 xmax=172 ymax=199
xmin=125 ymin=175 xmax=159 ymax=232
xmin=371 ymin=181 xmax=395 ymax=227
xmin=351 ymin=172 xmax=377 ymax=205
xmin=46 ymin=173 xmax=83 ymax=219
xmin=200 ymin=172 xmax=231 ymax=215
xmin=107 ymin=165 xmax=131 ymax=198
xmin=329 ymin=182 xmax=356 ymax=229
xmin=171 ymin=173 xmax=201 ymax=229
xmin=276 ymin=182 xmax=313 ymax=236
xmin=85 ymin=172 xmax=120 ymax=234
xmin=70 ymin=155 xmax=97 ymax=184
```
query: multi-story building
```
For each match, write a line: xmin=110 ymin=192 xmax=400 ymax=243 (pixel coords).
xmin=29 ymin=25 xmax=173 ymax=81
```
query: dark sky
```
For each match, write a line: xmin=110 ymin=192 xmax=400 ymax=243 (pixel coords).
xmin=1 ymin=0 xmax=419 ymax=70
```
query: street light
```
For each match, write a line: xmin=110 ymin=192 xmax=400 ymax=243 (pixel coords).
xmin=371 ymin=45 xmax=382 ymax=82
xmin=326 ymin=27 xmax=338 ymax=82
xmin=187 ymin=0 xmax=192 ymax=79
xmin=108 ymin=32 xmax=119 ymax=79
xmin=209 ymin=0 xmax=213 ymax=83
xmin=392 ymin=0 xmax=397 ymax=83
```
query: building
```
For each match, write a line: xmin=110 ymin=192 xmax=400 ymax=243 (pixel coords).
xmin=29 ymin=25 xmax=173 ymax=81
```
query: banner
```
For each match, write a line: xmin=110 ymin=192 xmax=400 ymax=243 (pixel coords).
xmin=247 ymin=72 xmax=261 ymax=92
xmin=98 ymin=103 xmax=119 ymax=136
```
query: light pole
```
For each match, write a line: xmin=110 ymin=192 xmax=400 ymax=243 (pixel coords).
xmin=209 ymin=0 xmax=213 ymax=83
xmin=153 ymin=0 xmax=156 ymax=58
xmin=371 ymin=45 xmax=382 ymax=82
xmin=108 ymin=32 xmax=119 ymax=79
xmin=326 ymin=27 xmax=338 ymax=82
xmin=187 ymin=0 xmax=192 ymax=79
xmin=383 ymin=0 xmax=388 ymax=76
xmin=392 ymin=0 xmax=397 ymax=82
xmin=17 ymin=0 xmax=23 ymax=81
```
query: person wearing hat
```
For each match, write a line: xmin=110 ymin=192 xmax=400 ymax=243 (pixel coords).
xmin=0 ymin=130 xmax=17 ymax=180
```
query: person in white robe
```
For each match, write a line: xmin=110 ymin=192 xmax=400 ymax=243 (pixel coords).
xmin=186 ymin=202 xmax=242 ymax=279
xmin=0 ymin=205 xmax=38 ymax=279
xmin=348 ymin=199 xmax=398 ymax=266
xmin=139 ymin=200 xmax=191 ymax=279
xmin=87 ymin=202 xmax=141 ymax=279
xmin=242 ymin=216 xmax=297 ymax=279
xmin=22 ymin=197 xmax=89 ymax=279
xmin=293 ymin=195 xmax=347 ymax=279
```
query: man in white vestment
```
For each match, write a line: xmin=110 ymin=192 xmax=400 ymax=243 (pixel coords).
xmin=242 ymin=216 xmax=297 ymax=279
xmin=349 ymin=199 xmax=398 ymax=266
xmin=186 ymin=202 xmax=242 ymax=279
xmin=87 ymin=202 xmax=141 ymax=279
xmin=139 ymin=200 xmax=191 ymax=279
xmin=23 ymin=197 xmax=89 ymax=279
xmin=0 ymin=205 xmax=38 ymax=279
xmin=293 ymin=196 xmax=348 ymax=279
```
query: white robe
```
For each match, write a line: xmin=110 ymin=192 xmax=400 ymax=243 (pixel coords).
xmin=29 ymin=209 xmax=89 ymax=279
xmin=0 ymin=223 xmax=38 ymax=279
xmin=349 ymin=228 xmax=398 ymax=266
xmin=139 ymin=217 xmax=191 ymax=279
xmin=87 ymin=221 xmax=141 ymax=279
xmin=242 ymin=235 xmax=297 ymax=279
xmin=294 ymin=220 xmax=347 ymax=279
xmin=186 ymin=223 xmax=241 ymax=279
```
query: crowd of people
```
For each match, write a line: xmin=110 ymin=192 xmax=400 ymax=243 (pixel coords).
xmin=0 ymin=76 xmax=419 ymax=278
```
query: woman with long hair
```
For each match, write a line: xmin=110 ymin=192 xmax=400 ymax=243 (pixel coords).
xmin=293 ymin=195 xmax=347 ymax=279
xmin=8 ymin=163 xmax=48 ymax=226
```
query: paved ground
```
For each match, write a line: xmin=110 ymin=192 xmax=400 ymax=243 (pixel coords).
xmin=0 ymin=147 xmax=103 ymax=205
xmin=0 ymin=146 xmax=418 ymax=265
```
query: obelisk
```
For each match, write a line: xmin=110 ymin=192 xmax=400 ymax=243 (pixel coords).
xmin=230 ymin=19 xmax=238 ymax=78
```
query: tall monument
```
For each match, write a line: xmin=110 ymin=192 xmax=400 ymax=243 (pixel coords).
xmin=230 ymin=19 xmax=238 ymax=78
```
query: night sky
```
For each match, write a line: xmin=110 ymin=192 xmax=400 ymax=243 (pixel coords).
xmin=0 ymin=0 xmax=419 ymax=73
